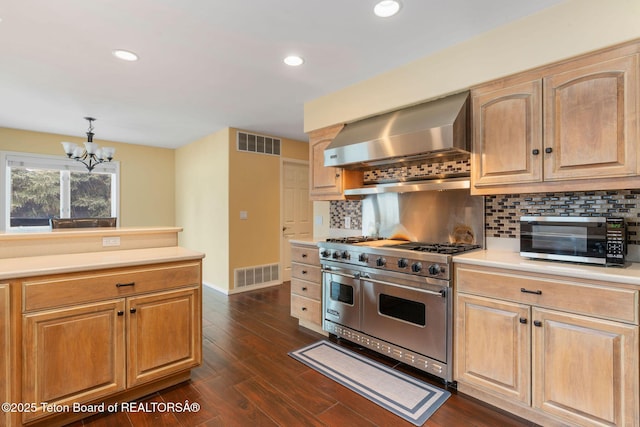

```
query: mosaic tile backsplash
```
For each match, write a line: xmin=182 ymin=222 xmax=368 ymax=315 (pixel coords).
xmin=330 ymin=200 xmax=363 ymax=229
xmin=330 ymin=190 xmax=640 ymax=245
xmin=363 ymin=158 xmax=470 ymax=184
xmin=486 ymin=190 xmax=640 ymax=244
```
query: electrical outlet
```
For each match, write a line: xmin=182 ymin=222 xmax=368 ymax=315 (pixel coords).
xmin=102 ymin=236 xmax=121 ymax=247
xmin=344 ymin=217 xmax=351 ymax=229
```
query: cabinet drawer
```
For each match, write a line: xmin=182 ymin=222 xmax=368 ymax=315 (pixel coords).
xmin=291 ymin=245 xmax=319 ymax=264
xmin=455 ymin=265 xmax=638 ymax=324
xmin=291 ymin=278 xmax=321 ymax=300
xmin=291 ymin=263 xmax=321 ymax=283
xmin=291 ymin=294 xmax=321 ymax=325
xmin=23 ymin=261 xmax=201 ymax=312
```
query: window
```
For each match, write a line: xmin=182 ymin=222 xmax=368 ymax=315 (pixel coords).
xmin=1 ymin=152 xmax=119 ymax=231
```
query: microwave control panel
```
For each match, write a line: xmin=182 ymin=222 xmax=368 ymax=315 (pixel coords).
xmin=605 ymin=217 xmax=626 ymax=265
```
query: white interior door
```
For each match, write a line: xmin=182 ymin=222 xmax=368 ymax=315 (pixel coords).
xmin=282 ymin=161 xmax=312 ymax=281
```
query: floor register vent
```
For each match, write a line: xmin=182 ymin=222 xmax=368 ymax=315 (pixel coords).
xmin=237 ymin=131 xmax=281 ymax=156
xmin=235 ymin=263 xmax=280 ymax=288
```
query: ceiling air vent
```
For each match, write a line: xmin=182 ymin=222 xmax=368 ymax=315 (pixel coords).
xmin=237 ymin=131 xmax=281 ymax=156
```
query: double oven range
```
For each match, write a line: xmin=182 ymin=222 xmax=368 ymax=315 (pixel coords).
xmin=320 ymin=237 xmax=480 ymax=383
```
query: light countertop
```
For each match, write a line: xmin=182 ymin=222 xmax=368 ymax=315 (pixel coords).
xmin=0 ymin=246 xmax=205 ymax=280
xmin=0 ymin=226 xmax=183 ymax=241
xmin=453 ymin=249 xmax=640 ymax=287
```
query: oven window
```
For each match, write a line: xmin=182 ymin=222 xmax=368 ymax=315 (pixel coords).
xmin=330 ymin=281 xmax=354 ymax=305
xmin=379 ymin=294 xmax=426 ymax=326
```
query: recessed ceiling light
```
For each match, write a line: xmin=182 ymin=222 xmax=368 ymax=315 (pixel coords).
xmin=374 ymin=0 xmax=402 ymax=18
xmin=112 ymin=49 xmax=139 ymax=61
xmin=284 ymin=55 xmax=304 ymax=66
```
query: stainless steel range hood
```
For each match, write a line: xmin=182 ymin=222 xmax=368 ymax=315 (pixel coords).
xmin=324 ymin=91 xmax=470 ymax=170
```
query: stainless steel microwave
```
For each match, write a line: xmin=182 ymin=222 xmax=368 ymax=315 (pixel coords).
xmin=520 ymin=216 xmax=626 ymax=266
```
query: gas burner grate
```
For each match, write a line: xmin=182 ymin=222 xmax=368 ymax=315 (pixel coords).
xmin=396 ymin=242 xmax=482 ymax=254
xmin=325 ymin=236 xmax=384 ymax=244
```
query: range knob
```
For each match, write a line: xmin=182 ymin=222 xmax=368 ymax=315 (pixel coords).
xmin=332 ymin=250 xmax=342 ymax=259
xmin=376 ymin=257 xmax=386 ymax=267
xmin=397 ymin=258 xmax=409 ymax=268
xmin=321 ymin=249 xmax=330 ymax=258
xmin=341 ymin=251 xmax=350 ymax=260
xmin=428 ymin=264 xmax=441 ymax=275
xmin=411 ymin=262 xmax=422 ymax=273
xmin=358 ymin=253 xmax=369 ymax=263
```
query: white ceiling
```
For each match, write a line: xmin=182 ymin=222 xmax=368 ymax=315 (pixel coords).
xmin=0 ymin=0 xmax=564 ymax=149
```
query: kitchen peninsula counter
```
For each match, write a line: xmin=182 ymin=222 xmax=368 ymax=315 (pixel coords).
xmin=0 ymin=226 xmax=183 ymax=259
xmin=0 ymin=246 xmax=204 ymax=280
xmin=1 ymin=228 xmax=205 ymax=427
xmin=453 ymin=249 xmax=640 ymax=288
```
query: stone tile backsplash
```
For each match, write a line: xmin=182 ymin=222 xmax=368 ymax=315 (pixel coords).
xmin=486 ymin=190 xmax=640 ymax=244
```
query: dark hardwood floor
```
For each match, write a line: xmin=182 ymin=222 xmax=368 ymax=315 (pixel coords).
xmin=71 ymin=282 xmax=538 ymax=426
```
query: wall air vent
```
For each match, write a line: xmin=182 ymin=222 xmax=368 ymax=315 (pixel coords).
xmin=234 ymin=263 xmax=280 ymax=289
xmin=237 ymin=131 xmax=281 ymax=156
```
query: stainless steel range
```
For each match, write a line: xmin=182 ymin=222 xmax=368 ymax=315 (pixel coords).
xmin=320 ymin=237 xmax=481 ymax=383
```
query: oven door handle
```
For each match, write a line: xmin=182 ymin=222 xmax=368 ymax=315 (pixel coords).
xmin=322 ymin=268 xmax=359 ymax=280
xmin=362 ymin=276 xmax=446 ymax=298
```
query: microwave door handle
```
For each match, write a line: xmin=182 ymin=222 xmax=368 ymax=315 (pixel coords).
xmin=362 ymin=276 xmax=446 ymax=298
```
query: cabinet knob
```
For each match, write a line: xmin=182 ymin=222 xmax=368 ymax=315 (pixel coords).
xmin=545 ymin=147 xmax=553 ymax=154
xmin=533 ymin=320 xmax=542 ymax=327
xmin=519 ymin=317 xmax=527 ymax=324
xmin=302 ymin=270 xmax=308 ymax=274
xmin=521 ymin=287 xmax=542 ymax=295
xmin=117 ymin=311 xmax=124 ymax=316
xmin=532 ymin=149 xmax=540 ymax=155
xmin=301 ymin=307 xmax=307 ymax=311
xmin=301 ymin=287 xmax=308 ymax=291
xmin=335 ymin=173 xmax=341 ymax=178
xmin=301 ymin=253 xmax=308 ymax=258
xmin=130 ymin=308 xmax=137 ymax=314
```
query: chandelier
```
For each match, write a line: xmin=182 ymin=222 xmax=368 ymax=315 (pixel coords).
xmin=61 ymin=117 xmax=116 ymax=172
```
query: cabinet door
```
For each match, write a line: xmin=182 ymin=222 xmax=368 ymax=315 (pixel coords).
xmin=532 ymin=308 xmax=639 ymax=426
xmin=0 ymin=284 xmax=9 ymax=427
xmin=455 ymin=294 xmax=531 ymax=404
xmin=22 ymin=299 xmax=126 ymax=423
xmin=127 ymin=287 xmax=201 ymax=388
xmin=472 ymin=80 xmax=543 ymax=187
xmin=309 ymin=137 xmax=345 ymax=199
xmin=544 ymin=54 xmax=639 ymax=180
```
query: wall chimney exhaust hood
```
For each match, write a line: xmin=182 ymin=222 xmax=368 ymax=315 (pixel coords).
xmin=324 ymin=91 xmax=470 ymax=170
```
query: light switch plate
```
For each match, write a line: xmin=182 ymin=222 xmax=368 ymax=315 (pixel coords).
xmin=240 ymin=211 xmax=248 ymax=220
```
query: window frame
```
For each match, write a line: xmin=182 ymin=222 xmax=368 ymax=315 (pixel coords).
xmin=1 ymin=151 xmax=120 ymax=232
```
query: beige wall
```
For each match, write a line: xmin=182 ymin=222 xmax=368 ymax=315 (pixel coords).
xmin=175 ymin=128 xmax=230 ymax=290
xmin=0 ymin=127 xmax=175 ymax=227
xmin=177 ymin=127 xmax=309 ymax=292
xmin=304 ymin=0 xmax=640 ymax=132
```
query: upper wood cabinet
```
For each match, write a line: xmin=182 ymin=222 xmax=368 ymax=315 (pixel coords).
xmin=471 ymin=44 xmax=640 ymax=195
xmin=472 ymin=80 xmax=543 ymax=187
xmin=308 ymin=124 xmax=362 ymax=200
xmin=544 ymin=55 xmax=638 ymax=181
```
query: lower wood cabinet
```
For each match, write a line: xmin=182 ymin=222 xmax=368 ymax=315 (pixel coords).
xmin=290 ymin=241 xmax=324 ymax=334
xmin=455 ymin=263 xmax=639 ymax=427
xmin=14 ymin=259 xmax=202 ymax=426
xmin=1 ymin=283 xmax=10 ymax=427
